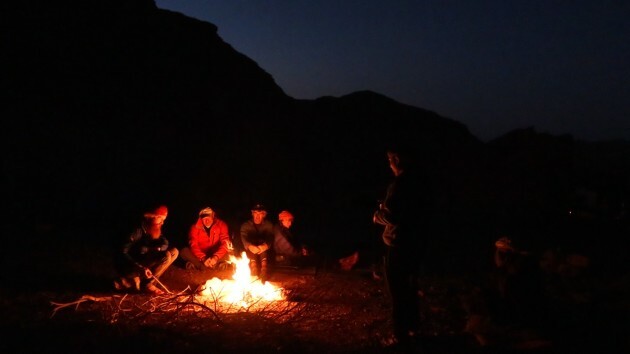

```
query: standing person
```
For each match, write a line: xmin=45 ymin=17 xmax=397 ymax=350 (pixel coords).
xmin=113 ymin=205 xmax=179 ymax=295
xmin=180 ymin=207 xmax=232 ymax=271
xmin=240 ymin=203 xmax=274 ymax=282
xmin=272 ymin=210 xmax=310 ymax=267
xmin=373 ymin=146 xmax=430 ymax=348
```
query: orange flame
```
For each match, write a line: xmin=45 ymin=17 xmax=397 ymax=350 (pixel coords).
xmin=200 ymin=252 xmax=284 ymax=307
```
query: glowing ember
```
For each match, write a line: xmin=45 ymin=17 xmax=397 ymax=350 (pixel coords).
xmin=200 ymin=252 xmax=284 ymax=308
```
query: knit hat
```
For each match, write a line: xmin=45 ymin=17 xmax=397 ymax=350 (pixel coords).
xmin=145 ymin=205 xmax=168 ymax=218
xmin=199 ymin=207 xmax=214 ymax=218
xmin=495 ymin=236 xmax=515 ymax=252
xmin=278 ymin=210 xmax=294 ymax=221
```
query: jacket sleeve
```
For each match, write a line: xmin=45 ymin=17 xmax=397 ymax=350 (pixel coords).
xmin=261 ymin=221 xmax=275 ymax=247
xmin=157 ymin=236 xmax=169 ymax=251
xmin=240 ymin=221 xmax=253 ymax=250
xmin=373 ymin=181 xmax=397 ymax=226
xmin=273 ymin=224 xmax=299 ymax=256
xmin=211 ymin=221 xmax=230 ymax=260
xmin=122 ymin=228 xmax=145 ymax=270
xmin=188 ymin=225 xmax=206 ymax=261
xmin=373 ymin=208 xmax=394 ymax=226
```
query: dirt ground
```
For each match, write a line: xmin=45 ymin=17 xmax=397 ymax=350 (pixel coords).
xmin=1 ymin=237 xmax=628 ymax=354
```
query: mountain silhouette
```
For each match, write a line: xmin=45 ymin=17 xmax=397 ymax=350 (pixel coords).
xmin=4 ymin=1 xmax=628 ymax=272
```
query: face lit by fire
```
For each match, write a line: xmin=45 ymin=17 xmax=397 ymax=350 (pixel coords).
xmin=387 ymin=152 xmax=403 ymax=176
xmin=154 ymin=215 xmax=166 ymax=225
xmin=252 ymin=210 xmax=267 ymax=225
xmin=201 ymin=214 xmax=214 ymax=228
xmin=146 ymin=215 xmax=166 ymax=239
xmin=280 ymin=217 xmax=293 ymax=228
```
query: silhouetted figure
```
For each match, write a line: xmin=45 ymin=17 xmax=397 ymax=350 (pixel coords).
xmin=373 ymin=146 xmax=429 ymax=348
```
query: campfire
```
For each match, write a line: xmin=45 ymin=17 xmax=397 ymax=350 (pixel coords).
xmin=51 ymin=253 xmax=299 ymax=323
xmin=197 ymin=252 xmax=286 ymax=311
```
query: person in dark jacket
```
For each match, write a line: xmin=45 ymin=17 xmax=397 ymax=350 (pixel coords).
xmin=180 ymin=207 xmax=232 ymax=271
xmin=272 ymin=210 xmax=310 ymax=267
xmin=373 ymin=146 xmax=431 ymax=348
xmin=240 ymin=203 xmax=274 ymax=282
xmin=113 ymin=205 xmax=179 ymax=295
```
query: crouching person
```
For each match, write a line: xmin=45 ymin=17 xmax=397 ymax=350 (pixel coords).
xmin=240 ymin=204 xmax=274 ymax=282
xmin=273 ymin=210 xmax=312 ymax=268
xmin=180 ymin=207 xmax=232 ymax=271
xmin=113 ymin=205 xmax=178 ymax=295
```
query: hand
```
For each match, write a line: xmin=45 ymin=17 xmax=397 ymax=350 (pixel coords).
xmin=301 ymin=246 xmax=309 ymax=256
xmin=144 ymin=267 xmax=153 ymax=279
xmin=339 ymin=251 xmax=359 ymax=271
xmin=258 ymin=243 xmax=269 ymax=253
xmin=204 ymin=256 xmax=218 ymax=268
xmin=247 ymin=244 xmax=261 ymax=254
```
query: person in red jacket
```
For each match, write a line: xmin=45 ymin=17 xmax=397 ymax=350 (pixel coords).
xmin=180 ymin=207 xmax=232 ymax=271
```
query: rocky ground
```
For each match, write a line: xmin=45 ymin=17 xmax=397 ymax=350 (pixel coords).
xmin=0 ymin=233 xmax=628 ymax=353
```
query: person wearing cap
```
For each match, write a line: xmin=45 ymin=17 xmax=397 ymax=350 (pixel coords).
xmin=180 ymin=207 xmax=231 ymax=271
xmin=113 ymin=205 xmax=179 ymax=295
xmin=272 ymin=210 xmax=309 ymax=267
xmin=240 ymin=203 xmax=274 ymax=281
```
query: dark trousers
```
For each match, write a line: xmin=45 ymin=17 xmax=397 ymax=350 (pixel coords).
xmin=245 ymin=249 xmax=269 ymax=272
xmin=116 ymin=248 xmax=178 ymax=286
xmin=384 ymin=246 xmax=421 ymax=339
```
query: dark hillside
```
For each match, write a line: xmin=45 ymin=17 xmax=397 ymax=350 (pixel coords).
xmin=3 ymin=1 xmax=628 ymax=275
xmin=3 ymin=1 xmax=476 ymax=251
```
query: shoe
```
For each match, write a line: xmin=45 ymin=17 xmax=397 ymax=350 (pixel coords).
xmin=145 ymin=283 xmax=164 ymax=296
xmin=186 ymin=261 xmax=197 ymax=270
xmin=380 ymin=334 xmax=398 ymax=348
xmin=380 ymin=334 xmax=415 ymax=351
xmin=372 ymin=270 xmax=383 ymax=281
xmin=132 ymin=276 xmax=141 ymax=291
xmin=113 ymin=277 xmax=133 ymax=291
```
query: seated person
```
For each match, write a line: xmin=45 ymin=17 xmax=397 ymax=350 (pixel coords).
xmin=464 ymin=236 xmax=551 ymax=349
xmin=272 ymin=210 xmax=310 ymax=266
xmin=240 ymin=203 xmax=274 ymax=281
xmin=180 ymin=207 xmax=232 ymax=271
xmin=113 ymin=205 xmax=179 ymax=295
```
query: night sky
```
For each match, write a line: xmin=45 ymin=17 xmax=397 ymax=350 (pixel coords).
xmin=155 ymin=0 xmax=629 ymax=142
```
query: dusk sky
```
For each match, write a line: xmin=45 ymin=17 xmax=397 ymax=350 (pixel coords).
xmin=154 ymin=0 xmax=629 ymax=142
